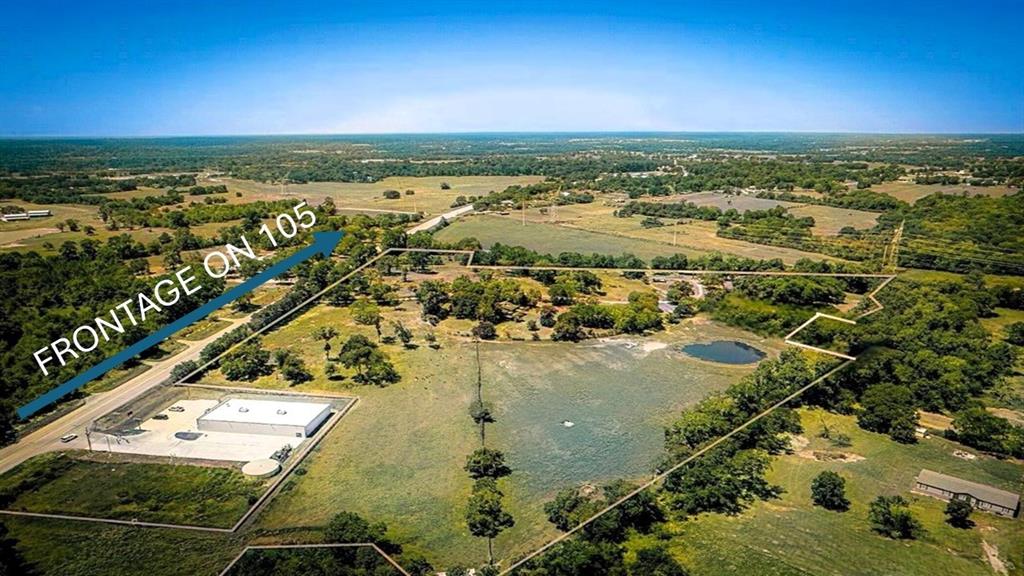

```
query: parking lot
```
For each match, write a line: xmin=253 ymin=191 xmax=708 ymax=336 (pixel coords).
xmin=89 ymin=399 xmax=307 ymax=462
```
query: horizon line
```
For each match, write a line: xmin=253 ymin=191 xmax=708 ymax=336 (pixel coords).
xmin=2 ymin=129 xmax=1024 ymax=140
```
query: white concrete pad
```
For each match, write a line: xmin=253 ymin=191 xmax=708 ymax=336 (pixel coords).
xmin=90 ymin=399 xmax=309 ymax=462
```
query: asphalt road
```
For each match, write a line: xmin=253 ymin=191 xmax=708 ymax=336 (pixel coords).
xmin=0 ymin=316 xmax=248 ymax=475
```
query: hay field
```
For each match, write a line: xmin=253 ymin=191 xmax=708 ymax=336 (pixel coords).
xmin=203 ymin=175 xmax=545 ymax=217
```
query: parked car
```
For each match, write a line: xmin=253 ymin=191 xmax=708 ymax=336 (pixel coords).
xmin=168 ymin=406 xmax=185 ymax=413
xmin=153 ymin=414 xmax=170 ymax=420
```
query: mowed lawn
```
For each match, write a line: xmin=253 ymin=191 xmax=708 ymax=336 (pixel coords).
xmin=207 ymin=175 xmax=545 ymax=217
xmin=197 ymin=294 xmax=774 ymax=567
xmin=0 ymin=452 xmax=264 ymax=528
xmin=643 ymin=409 xmax=1024 ymax=576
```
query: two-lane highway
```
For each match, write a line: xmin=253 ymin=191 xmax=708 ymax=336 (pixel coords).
xmin=0 ymin=316 xmax=248 ymax=474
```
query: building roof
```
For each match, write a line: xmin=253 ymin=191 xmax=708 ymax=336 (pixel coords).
xmin=198 ymin=398 xmax=330 ymax=427
xmin=916 ymin=469 xmax=1020 ymax=510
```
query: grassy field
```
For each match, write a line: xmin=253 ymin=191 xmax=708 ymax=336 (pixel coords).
xmin=874 ymin=181 xmax=1019 ymax=204
xmin=456 ymin=201 xmax=853 ymax=265
xmin=0 ymin=453 xmax=264 ymax=528
xmin=640 ymin=409 xmax=1024 ymax=576
xmin=5 ymin=515 xmax=241 ymax=576
xmin=646 ymin=191 xmax=880 ymax=236
xmin=0 ymin=200 xmax=179 ymax=253
xmin=205 ymin=175 xmax=545 ymax=217
xmin=193 ymin=286 xmax=778 ymax=567
xmin=981 ymin=307 xmax=1024 ymax=340
xmin=787 ymin=204 xmax=880 ymax=235
xmin=178 ymin=318 xmax=233 ymax=341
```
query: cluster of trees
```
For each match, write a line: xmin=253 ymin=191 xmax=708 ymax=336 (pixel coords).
xmin=733 ymin=275 xmax=847 ymax=306
xmin=876 ymin=192 xmax=1024 ymax=274
xmin=596 ymin=159 xmax=904 ymax=198
xmin=755 ymin=189 xmax=906 ymax=211
xmin=523 ymin=481 xmax=683 ymax=576
xmin=472 ymin=182 xmax=563 ymax=211
xmin=0 ymin=246 xmax=224 ymax=430
xmin=802 ymin=276 xmax=1018 ymax=443
xmin=414 ymin=275 xmax=540 ymax=325
xmin=664 ymin=350 xmax=824 ymax=513
xmin=551 ymin=292 xmax=664 ymax=341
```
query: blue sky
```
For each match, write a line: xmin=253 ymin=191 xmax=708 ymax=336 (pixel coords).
xmin=1 ymin=1 xmax=1021 ymax=136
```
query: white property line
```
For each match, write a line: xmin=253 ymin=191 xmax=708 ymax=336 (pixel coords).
xmin=500 ymin=272 xmax=899 ymax=573
xmin=498 ymin=359 xmax=855 ymax=575
xmin=1 ymin=240 xmax=901 ymax=570
xmin=217 ymin=543 xmax=412 ymax=576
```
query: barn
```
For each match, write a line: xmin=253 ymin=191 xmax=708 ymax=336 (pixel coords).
xmin=196 ymin=398 xmax=331 ymax=438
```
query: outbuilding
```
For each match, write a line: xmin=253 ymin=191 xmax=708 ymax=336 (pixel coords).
xmin=197 ymin=398 xmax=331 ymax=438
xmin=913 ymin=469 xmax=1020 ymax=518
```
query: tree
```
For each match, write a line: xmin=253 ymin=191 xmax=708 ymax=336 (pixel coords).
xmin=0 ymin=403 xmax=18 ymax=448
xmin=945 ymin=498 xmax=974 ymax=529
xmin=549 ymin=282 xmax=576 ymax=305
xmin=1005 ymin=322 xmax=1024 ymax=346
xmin=857 ymin=383 xmax=918 ymax=443
xmin=220 ymin=340 xmax=272 ymax=381
xmin=391 ymin=320 xmax=413 ymax=348
xmin=0 ymin=521 xmax=34 ymax=576
xmin=466 ymin=478 xmax=514 ymax=565
xmin=473 ymin=321 xmax=497 ymax=340
xmin=313 ymin=326 xmax=338 ymax=360
xmin=951 ymin=406 xmax=1013 ymax=454
xmin=465 ymin=448 xmax=512 ymax=479
xmin=416 ymin=280 xmax=451 ymax=319
xmin=810 ymin=471 xmax=849 ymax=511
xmin=323 ymin=511 xmax=399 ymax=556
xmin=868 ymin=495 xmax=924 ymax=539
xmin=629 ymin=545 xmax=688 ymax=576
xmin=351 ymin=298 xmax=382 ymax=340
xmin=339 ymin=335 xmax=400 ymax=386
xmin=279 ymin=354 xmax=312 ymax=386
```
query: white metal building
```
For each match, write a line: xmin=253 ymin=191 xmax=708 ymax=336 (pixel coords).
xmin=196 ymin=398 xmax=331 ymax=438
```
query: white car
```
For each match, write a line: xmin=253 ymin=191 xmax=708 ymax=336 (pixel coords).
xmin=60 ymin=433 xmax=78 ymax=443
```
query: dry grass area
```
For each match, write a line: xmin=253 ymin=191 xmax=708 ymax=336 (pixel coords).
xmin=874 ymin=181 xmax=1018 ymax=204
xmin=788 ymin=204 xmax=880 ymax=235
xmin=458 ymin=203 xmax=849 ymax=264
xmin=201 ymin=175 xmax=545 ymax=217
xmin=0 ymin=200 xmax=177 ymax=252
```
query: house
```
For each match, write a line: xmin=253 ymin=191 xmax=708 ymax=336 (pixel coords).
xmin=913 ymin=469 xmax=1020 ymax=518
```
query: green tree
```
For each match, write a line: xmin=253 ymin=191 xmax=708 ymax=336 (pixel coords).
xmin=351 ymin=298 xmax=382 ymax=340
xmin=473 ymin=321 xmax=497 ymax=340
xmin=466 ymin=478 xmax=514 ymax=565
xmin=629 ymin=545 xmax=688 ymax=576
xmin=858 ymin=383 xmax=918 ymax=443
xmin=0 ymin=403 xmax=18 ymax=448
xmin=945 ymin=498 xmax=974 ymax=528
xmin=868 ymin=495 xmax=924 ymax=539
xmin=464 ymin=448 xmax=512 ymax=479
xmin=810 ymin=471 xmax=849 ymax=511
xmin=220 ymin=340 xmax=272 ymax=381
xmin=313 ymin=326 xmax=338 ymax=361
xmin=1005 ymin=322 xmax=1024 ymax=346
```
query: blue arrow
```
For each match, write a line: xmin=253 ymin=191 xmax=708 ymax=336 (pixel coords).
xmin=17 ymin=231 xmax=343 ymax=419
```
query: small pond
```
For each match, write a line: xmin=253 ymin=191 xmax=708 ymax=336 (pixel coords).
xmin=682 ymin=340 xmax=766 ymax=364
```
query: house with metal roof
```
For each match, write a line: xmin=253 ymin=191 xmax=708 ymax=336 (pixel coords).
xmin=913 ymin=469 xmax=1020 ymax=518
